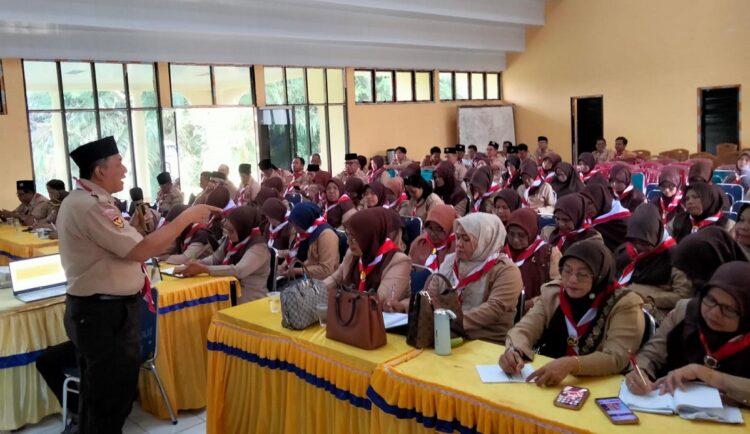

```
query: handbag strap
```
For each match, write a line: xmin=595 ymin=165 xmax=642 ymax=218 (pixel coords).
xmin=335 ymin=290 xmax=360 ymax=326
xmin=423 ymin=271 xmax=457 ymax=297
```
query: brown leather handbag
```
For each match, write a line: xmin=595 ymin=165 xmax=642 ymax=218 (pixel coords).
xmin=406 ymin=271 xmax=465 ymax=348
xmin=326 ymin=286 xmax=387 ymax=350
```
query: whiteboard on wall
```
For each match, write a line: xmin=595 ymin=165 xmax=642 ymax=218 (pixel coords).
xmin=457 ymin=105 xmax=516 ymax=148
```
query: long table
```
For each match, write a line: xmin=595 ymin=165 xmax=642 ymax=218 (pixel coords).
xmin=0 ymin=272 xmax=236 ymax=429
xmin=208 ymin=303 xmax=749 ymax=434
xmin=0 ymin=225 xmax=58 ymax=265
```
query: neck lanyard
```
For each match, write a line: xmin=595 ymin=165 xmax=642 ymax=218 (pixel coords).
xmin=690 ymin=211 xmax=723 ymax=233
xmin=357 ymin=239 xmax=399 ymax=291
xmin=287 ymin=217 xmax=326 ymax=264
xmin=506 ymin=237 xmax=546 ymax=267
xmin=424 ymin=233 xmax=456 ymax=271
xmin=699 ymin=329 xmax=750 ymax=369
xmin=222 ymin=229 xmax=260 ymax=265
xmin=559 ymin=283 xmax=617 ymax=355
xmin=472 ymin=183 xmax=501 ymax=212
xmin=659 ymin=190 xmax=683 ymax=224
xmin=617 ymin=235 xmax=676 ymax=285
xmin=452 ymin=251 xmax=501 ymax=291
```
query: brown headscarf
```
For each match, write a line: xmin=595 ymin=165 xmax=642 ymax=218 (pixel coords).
xmin=364 ymin=181 xmax=389 ymax=207
xmin=253 ymin=186 xmax=279 ymax=208
xmin=506 ymin=207 xmax=553 ymax=301
xmin=542 ymin=152 xmax=562 ymax=172
xmin=344 ymin=177 xmax=365 ymax=207
xmin=578 ymin=152 xmax=597 ymax=171
xmin=494 ymin=189 xmax=523 ymax=214
xmin=469 ymin=166 xmax=494 ymax=196
xmin=313 ymin=170 xmax=333 ymax=190
xmin=325 ymin=178 xmax=354 ymax=228
xmin=262 ymin=177 xmax=286 ymax=196
xmin=384 ymin=176 xmax=405 ymax=200
xmin=434 ymin=161 xmax=465 ymax=207
xmin=671 ymin=182 xmax=727 ymax=242
xmin=507 ymin=207 xmax=540 ymax=241
xmin=671 ymin=226 xmax=746 ymax=289
xmin=520 ymin=159 xmax=539 ymax=179
xmin=260 ymin=198 xmax=292 ymax=250
xmin=408 ymin=204 xmax=457 ymax=266
xmin=343 ymin=208 xmax=401 ymax=291
xmin=658 ymin=165 xmax=682 ymax=188
xmin=549 ymin=193 xmax=599 ymax=253
xmin=609 ymin=163 xmax=631 ymax=185
xmin=582 ymin=184 xmax=629 ymax=252
xmin=615 ymin=203 xmax=672 ymax=286
xmin=551 ymin=162 xmax=584 ymax=198
xmin=473 ymin=152 xmax=491 ymax=168
xmin=688 ymin=158 xmax=714 ymax=184
xmin=224 ymin=206 xmax=265 ymax=265
xmin=206 ymin=186 xmax=231 ymax=209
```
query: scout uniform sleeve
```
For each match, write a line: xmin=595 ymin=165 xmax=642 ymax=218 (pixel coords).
xmin=83 ymin=201 xmax=142 ymax=258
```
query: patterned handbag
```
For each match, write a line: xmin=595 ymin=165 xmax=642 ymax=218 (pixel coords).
xmin=279 ymin=264 xmax=328 ymax=330
xmin=406 ymin=271 xmax=465 ymax=348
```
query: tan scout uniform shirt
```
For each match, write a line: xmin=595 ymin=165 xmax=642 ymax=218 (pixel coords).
xmin=156 ymin=186 xmax=184 ymax=214
xmin=453 ymin=161 xmax=467 ymax=183
xmin=14 ymin=193 xmax=53 ymax=224
xmin=335 ymin=169 xmax=368 ymax=185
xmin=57 ymin=179 xmax=144 ymax=297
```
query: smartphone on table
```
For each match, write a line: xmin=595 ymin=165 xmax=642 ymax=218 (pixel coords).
xmin=553 ymin=386 xmax=590 ymax=410
xmin=594 ymin=397 xmax=639 ymax=425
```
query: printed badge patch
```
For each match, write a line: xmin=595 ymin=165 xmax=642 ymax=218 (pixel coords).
xmin=102 ymin=208 xmax=125 ymax=228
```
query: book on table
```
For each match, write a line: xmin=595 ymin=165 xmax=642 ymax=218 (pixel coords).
xmin=618 ymin=381 xmax=743 ymax=424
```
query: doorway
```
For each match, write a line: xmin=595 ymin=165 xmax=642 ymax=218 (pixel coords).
xmin=700 ymin=86 xmax=740 ymax=154
xmin=571 ymin=96 xmax=603 ymax=158
xmin=258 ymin=107 xmax=295 ymax=170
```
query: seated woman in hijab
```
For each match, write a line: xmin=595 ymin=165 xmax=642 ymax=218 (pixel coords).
xmin=626 ymin=262 xmax=750 ymax=406
xmin=547 ymin=194 xmax=602 ymax=253
xmin=433 ymin=162 xmax=469 ymax=216
xmin=550 ymin=162 xmax=584 ymax=198
xmin=404 ymin=173 xmax=444 ymax=222
xmin=279 ymin=203 xmax=339 ymax=281
xmin=728 ymin=150 xmax=750 ymax=185
xmin=608 ymin=163 xmax=645 ymax=213
xmin=384 ymin=176 xmax=412 ymax=217
xmin=261 ymin=198 xmax=292 ymax=251
xmin=503 ymin=155 xmax=524 ymax=191
xmin=362 ymin=181 xmax=389 ymax=209
xmin=648 ymin=165 xmax=686 ymax=230
xmin=541 ymin=152 xmax=562 ymax=182
xmin=671 ymin=182 xmax=733 ymax=242
xmin=577 ymin=152 xmax=608 ymax=186
xmin=505 ymin=208 xmax=561 ymax=313
xmin=367 ymin=155 xmax=389 ymax=184
xmin=322 ymin=178 xmax=355 ymax=229
xmin=261 ymin=177 xmax=286 ymax=198
xmin=162 ymin=205 xmax=219 ymax=264
xmin=501 ymin=239 xmax=645 ymax=386
xmin=614 ymin=204 xmax=691 ymax=322
xmin=431 ymin=213 xmax=523 ymax=344
xmin=253 ymin=186 xmax=281 ymax=208
xmin=408 ymin=204 xmax=457 ymax=272
xmin=325 ymin=208 xmax=411 ymax=307
xmin=178 ymin=207 xmax=270 ymax=303
xmin=493 ymin=189 xmax=523 ymax=228
xmin=469 ymin=166 xmax=501 ymax=214
xmin=687 ymin=158 xmax=714 ymax=184
xmin=672 ymin=226 xmax=747 ymax=294
xmin=582 ymin=184 xmax=630 ymax=252
xmin=517 ymin=160 xmax=556 ymax=215
xmin=733 ymin=203 xmax=750 ymax=259
xmin=304 ymin=170 xmax=331 ymax=204
xmin=344 ymin=177 xmax=365 ymax=210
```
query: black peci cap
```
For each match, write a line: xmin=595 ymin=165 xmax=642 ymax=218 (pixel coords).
xmin=238 ymin=163 xmax=252 ymax=175
xmin=156 ymin=172 xmax=172 ymax=185
xmin=70 ymin=136 xmax=120 ymax=179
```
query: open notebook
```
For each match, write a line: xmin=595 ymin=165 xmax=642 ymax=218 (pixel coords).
xmin=619 ymin=381 xmax=743 ymax=424
xmin=476 ymin=364 xmax=535 ymax=383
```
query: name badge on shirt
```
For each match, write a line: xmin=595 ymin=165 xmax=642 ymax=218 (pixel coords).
xmin=103 ymin=208 xmax=125 ymax=228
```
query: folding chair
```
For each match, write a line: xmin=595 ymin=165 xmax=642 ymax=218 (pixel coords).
xmin=645 ymin=183 xmax=659 ymax=198
xmin=401 ymin=217 xmax=423 ymax=250
xmin=731 ymin=200 xmax=750 ymax=214
xmin=410 ymin=264 xmax=433 ymax=295
xmin=514 ymin=290 xmax=526 ymax=324
xmin=538 ymin=214 xmax=555 ymax=229
xmin=640 ymin=309 xmax=657 ymax=349
xmin=631 ymin=172 xmax=645 ymax=194
xmin=336 ymin=229 xmax=348 ymax=261
xmin=713 ymin=170 xmax=737 ymax=183
xmin=717 ymin=183 xmax=744 ymax=205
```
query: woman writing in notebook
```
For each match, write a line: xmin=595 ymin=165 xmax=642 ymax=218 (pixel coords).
xmin=627 ymin=262 xmax=750 ymax=406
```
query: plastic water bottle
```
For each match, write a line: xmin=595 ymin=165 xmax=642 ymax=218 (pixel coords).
xmin=434 ymin=308 xmax=457 ymax=356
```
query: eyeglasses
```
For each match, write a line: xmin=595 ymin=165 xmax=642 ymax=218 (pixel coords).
xmin=702 ymin=294 xmax=740 ymax=319
xmin=561 ymin=266 xmax=594 ymax=282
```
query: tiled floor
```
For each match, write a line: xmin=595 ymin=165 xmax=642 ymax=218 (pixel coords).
xmin=3 ymin=403 xmax=206 ymax=434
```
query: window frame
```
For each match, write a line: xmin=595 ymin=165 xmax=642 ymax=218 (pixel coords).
xmin=354 ymin=68 xmax=433 ymax=104
xmin=438 ymin=71 xmax=503 ymax=101
xmin=170 ymin=62 xmax=256 ymax=108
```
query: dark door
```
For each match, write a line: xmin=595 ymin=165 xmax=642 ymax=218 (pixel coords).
xmin=571 ymin=96 xmax=603 ymax=157
xmin=701 ymin=87 xmax=739 ymax=154
xmin=258 ymin=107 xmax=294 ymax=169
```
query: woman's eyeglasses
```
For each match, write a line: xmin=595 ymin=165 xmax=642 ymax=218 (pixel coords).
xmin=702 ymin=294 xmax=740 ymax=319
xmin=561 ymin=266 xmax=594 ymax=282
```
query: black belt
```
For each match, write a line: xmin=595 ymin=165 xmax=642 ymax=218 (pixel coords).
xmin=68 ymin=293 xmax=139 ymax=301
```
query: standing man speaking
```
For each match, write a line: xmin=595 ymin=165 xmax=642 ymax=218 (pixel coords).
xmin=58 ymin=137 xmax=219 ymax=433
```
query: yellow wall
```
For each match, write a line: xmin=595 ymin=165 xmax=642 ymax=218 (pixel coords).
xmin=503 ymin=0 xmax=750 ymax=162
xmin=0 ymin=59 xmax=33 ymax=208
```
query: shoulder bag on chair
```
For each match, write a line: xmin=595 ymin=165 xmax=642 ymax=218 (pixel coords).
xmin=326 ymin=286 xmax=387 ymax=350
xmin=279 ymin=262 xmax=328 ymax=330
xmin=406 ymin=271 xmax=465 ymax=349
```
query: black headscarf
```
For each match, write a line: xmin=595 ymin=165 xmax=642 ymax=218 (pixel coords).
xmin=224 ymin=206 xmax=265 ymax=265
xmin=551 ymin=162 xmax=584 ymax=198
xmin=434 ymin=161 xmax=465 ymax=207
xmin=614 ymin=204 xmax=672 ymax=285
xmin=671 ymin=182 xmax=727 ymax=242
xmin=672 ymin=226 xmax=746 ymax=291
xmin=549 ymin=193 xmax=600 ymax=253
xmin=404 ymin=174 xmax=434 ymax=205
xmin=582 ymin=184 xmax=629 ymax=252
xmin=288 ymin=203 xmax=333 ymax=262
xmin=343 ymin=208 xmax=401 ymax=291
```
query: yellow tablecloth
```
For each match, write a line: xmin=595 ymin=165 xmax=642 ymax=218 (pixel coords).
xmin=138 ymin=274 xmax=237 ymax=419
xmin=367 ymin=339 xmax=750 ymax=434
xmin=0 ymin=225 xmax=58 ymax=265
xmin=206 ymin=299 xmax=418 ymax=434
xmin=0 ymin=289 xmax=66 ymax=431
xmin=34 ymin=245 xmax=59 ymax=256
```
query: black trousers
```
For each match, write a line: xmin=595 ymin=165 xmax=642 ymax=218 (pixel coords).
xmin=35 ymin=340 xmax=79 ymax=414
xmin=64 ymin=295 xmax=141 ymax=434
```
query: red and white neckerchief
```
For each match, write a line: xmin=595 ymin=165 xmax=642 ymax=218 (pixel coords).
xmin=385 ymin=193 xmax=408 ymax=210
xmin=451 ymin=251 xmax=502 ymax=291
xmin=505 ymin=237 xmax=547 ymax=267
xmin=544 ymin=171 xmax=556 ymax=183
xmin=222 ymin=228 xmax=261 ymax=265
xmin=287 ymin=217 xmax=327 ymax=264
xmin=690 ymin=211 xmax=723 ymax=233
xmin=267 ymin=210 xmax=290 ymax=248
xmin=659 ymin=190 xmax=684 ymax=224
xmin=412 ymin=199 xmax=427 ymax=217
xmin=368 ymin=168 xmax=385 ymax=183
xmin=581 ymin=169 xmax=600 ymax=183
xmin=235 ymin=186 xmax=248 ymax=206
xmin=323 ymin=194 xmax=351 ymax=219
xmin=504 ymin=172 xmax=517 ymax=189
xmin=559 ymin=283 xmax=618 ymax=355
xmin=357 ymin=238 xmax=399 ymax=291
xmin=521 ymin=177 xmax=543 ymax=206
xmin=555 ymin=224 xmax=591 ymax=251
xmin=472 ymin=183 xmax=501 ymax=212
xmin=284 ymin=172 xmax=304 ymax=196
xmin=615 ymin=185 xmax=634 ymax=201
xmin=221 ymin=199 xmax=237 ymax=217
xmin=699 ymin=329 xmax=750 ymax=369
xmin=424 ymin=233 xmax=456 ymax=271
xmin=317 ymin=192 xmax=326 ymax=206
xmin=140 ymin=264 xmax=155 ymax=313
xmin=617 ymin=234 xmax=676 ymax=285
xmin=182 ymin=223 xmax=208 ymax=251
xmin=591 ymin=200 xmax=631 ymax=226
